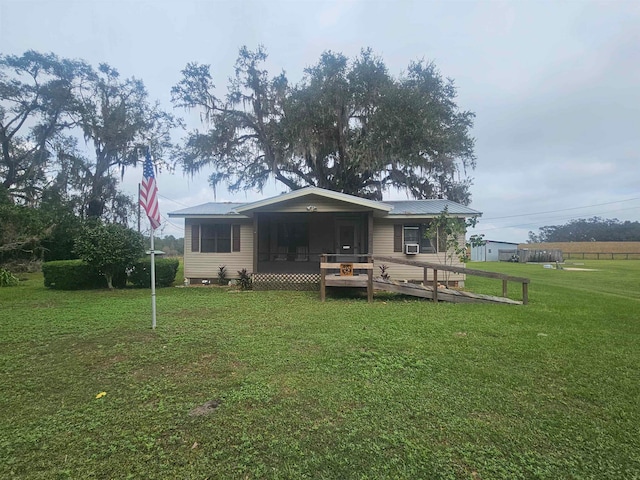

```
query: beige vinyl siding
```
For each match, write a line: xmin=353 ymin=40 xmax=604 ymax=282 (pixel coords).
xmin=184 ymin=218 xmax=254 ymax=280
xmin=252 ymin=195 xmax=373 ymax=214
xmin=372 ymin=219 xmax=466 ymax=283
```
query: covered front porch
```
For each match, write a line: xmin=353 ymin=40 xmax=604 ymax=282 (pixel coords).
xmin=254 ymin=212 xmax=372 ymax=274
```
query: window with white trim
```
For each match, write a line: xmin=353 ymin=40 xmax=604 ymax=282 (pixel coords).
xmin=201 ymin=224 xmax=231 ymax=253
xmin=190 ymin=223 xmax=240 ymax=253
xmin=395 ymin=223 xmax=436 ymax=253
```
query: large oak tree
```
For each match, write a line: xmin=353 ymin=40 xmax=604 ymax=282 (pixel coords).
xmin=0 ymin=51 xmax=89 ymax=204
xmin=172 ymin=47 xmax=476 ymax=203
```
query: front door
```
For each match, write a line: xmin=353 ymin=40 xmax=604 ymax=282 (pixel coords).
xmin=338 ymin=224 xmax=356 ymax=255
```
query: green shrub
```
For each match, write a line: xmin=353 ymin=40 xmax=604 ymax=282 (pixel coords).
xmin=237 ymin=268 xmax=253 ymax=290
xmin=42 ymin=260 xmax=126 ymax=290
xmin=0 ymin=268 xmax=19 ymax=287
xmin=74 ymin=223 xmax=144 ymax=289
xmin=218 ymin=265 xmax=228 ymax=285
xmin=42 ymin=260 xmax=107 ymax=290
xmin=128 ymin=258 xmax=179 ymax=288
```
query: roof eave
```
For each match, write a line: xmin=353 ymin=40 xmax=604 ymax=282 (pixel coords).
xmin=167 ymin=212 xmax=249 ymax=219
xmin=234 ymin=186 xmax=392 ymax=214
xmin=387 ymin=212 xmax=481 ymax=219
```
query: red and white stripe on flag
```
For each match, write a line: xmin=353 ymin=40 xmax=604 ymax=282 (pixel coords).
xmin=140 ymin=151 xmax=161 ymax=230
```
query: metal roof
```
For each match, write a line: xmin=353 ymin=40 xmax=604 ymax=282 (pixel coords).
xmin=167 ymin=202 xmax=247 ymax=217
xmin=386 ymin=200 xmax=481 ymax=216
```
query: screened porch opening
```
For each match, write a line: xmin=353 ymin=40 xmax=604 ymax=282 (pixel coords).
xmin=256 ymin=212 xmax=369 ymax=273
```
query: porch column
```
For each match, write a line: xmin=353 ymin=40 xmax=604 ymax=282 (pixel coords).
xmin=253 ymin=214 xmax=259 ymax=273
xmin=368 ymin=212 xmax=374 ymax=254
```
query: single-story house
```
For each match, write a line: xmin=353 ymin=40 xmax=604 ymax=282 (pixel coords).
xmin=168 ymin=187 xmax=481 ymax=285
xmin=471 ymin=240 xmax=520 ymax=262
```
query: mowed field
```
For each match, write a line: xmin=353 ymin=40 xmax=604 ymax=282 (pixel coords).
xmin=1 ymin=260 xmax=639 ymax=479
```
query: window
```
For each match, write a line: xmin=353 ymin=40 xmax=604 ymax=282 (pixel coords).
xmin=201 ymin=224 xmax=231 ymax=253
xmin=395 ymin=224 xmax=436 ymax=253
xmin=407 ymin=224 xmax=436 ymax=253
xmin=403 ymin=225 xmax=420 ymax=244
xmin=191 ymin=224 xmax=240 ymax=253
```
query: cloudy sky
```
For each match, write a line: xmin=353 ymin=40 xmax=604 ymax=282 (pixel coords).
xmin=2 ymin=0 xmax=639 ymax=242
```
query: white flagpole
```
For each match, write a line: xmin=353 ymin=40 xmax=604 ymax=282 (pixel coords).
xmin=150 ymin=226 xmax=157 ymax=329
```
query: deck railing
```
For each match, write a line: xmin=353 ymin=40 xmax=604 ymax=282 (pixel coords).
xmin=320 ymin=254 xmax=374 ymax=302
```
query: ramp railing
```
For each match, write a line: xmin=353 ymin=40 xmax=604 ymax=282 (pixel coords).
xmin=374 ymin=256 xmax=530 ymax=304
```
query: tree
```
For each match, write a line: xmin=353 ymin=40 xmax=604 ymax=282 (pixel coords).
xmin=0 ymin=203 xmax=50 ymax=264
xmin=0 ymin=184 xmax=84 ymax=267
xmin=425 ymin=207 xmax=484 ymax=285
xmin=73 ymin=222 xmax=144 ymax=289
xmin=172 ymin=46 xmax=475 ymax=203
xmin=527 ymin=217 xmax=640 ymax=243
xmin=0 ymin=51 xmax=90 ymax=204
xmin=171 ymin=46 xmax=288 ymax=196
xmin=1 ymin=51 xmax=177 ymax=223
xmin=1 ymin=52 xmax=178 ymax=270
xmin=71 ymin=63 xmax=177 ymax=219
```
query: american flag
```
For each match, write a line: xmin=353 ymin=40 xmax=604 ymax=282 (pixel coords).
xmin=140 ymin=151 xmax=161 ymax=230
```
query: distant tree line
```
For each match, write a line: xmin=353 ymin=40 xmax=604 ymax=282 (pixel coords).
xmin=528 ymin=217 xmax=640 ymax=243
xmin=152 ymin=235 xmax=184 ymax=256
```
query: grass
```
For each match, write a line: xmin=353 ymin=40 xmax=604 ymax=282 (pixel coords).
xmin=1 ymin=260 xmax=639 ymax=479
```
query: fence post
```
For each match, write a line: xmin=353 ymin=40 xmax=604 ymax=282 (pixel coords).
xmin=502 ymin=279 xmax=508 ymax=298
xmin=522 ymin=282 xmax=528 ymax=305
xmin=433 ymin=269 xmax=438 ymax=303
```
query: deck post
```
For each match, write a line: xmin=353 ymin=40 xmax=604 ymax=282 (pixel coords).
xmin=502 ymin=279 xmax=508 ymax=298
xmin=320 ymin=254 xmax=326 ymax=302
xmin=433 ymin=268 xmax=438 ymax=303
xmin=522 ymin=282 xmax=528 ymax=305
xmin=367 ymin=267 xmax=373 ymax=303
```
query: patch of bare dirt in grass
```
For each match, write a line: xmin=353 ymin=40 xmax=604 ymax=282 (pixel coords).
xmin=188 ymin=399 xmax=222 ymax=416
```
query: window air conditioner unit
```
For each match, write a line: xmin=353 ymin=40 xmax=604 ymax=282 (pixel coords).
xmin=405 ymin=243 xmax=419 ymax=255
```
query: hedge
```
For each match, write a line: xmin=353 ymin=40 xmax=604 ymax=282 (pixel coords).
xmin=128 ymin=258 xmax=179 ymax=288
xmin=42 ymin=258 xmax=178 ymax=290
xmin=42 ymin=260 xmax=126 ymax=290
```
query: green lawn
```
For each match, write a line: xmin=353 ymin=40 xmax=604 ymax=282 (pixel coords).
xmin=1 ymin=261 xmax=639 ymax=479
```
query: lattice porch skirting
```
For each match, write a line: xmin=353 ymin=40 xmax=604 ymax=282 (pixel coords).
xmin=252 ymin=273 xmax=321 ymax=291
